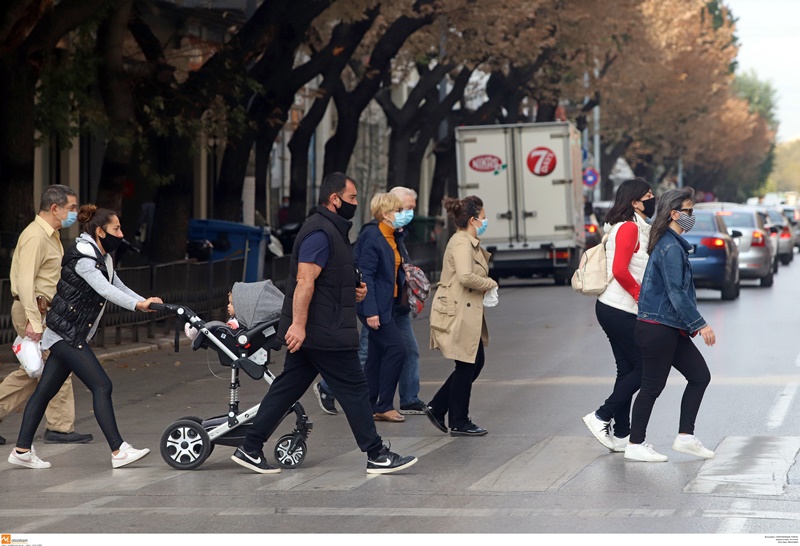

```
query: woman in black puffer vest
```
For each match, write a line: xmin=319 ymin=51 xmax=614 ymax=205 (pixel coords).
xmin=9 ymin=205 xmax=162 ymax=471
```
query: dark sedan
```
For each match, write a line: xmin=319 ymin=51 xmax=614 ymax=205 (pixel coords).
xmin=682 ymin=210 xmax=740 ymax=300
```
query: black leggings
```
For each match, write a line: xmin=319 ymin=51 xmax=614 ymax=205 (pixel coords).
xmin=429 ymin=341 xmax=485 ymax=429
xmin=17 ymin=341 xmax=123 ymax=451
xmin=594 ymin=300 xmax=643 ymax=438
xmin=629 ymin=321 xmax=711 ymax=445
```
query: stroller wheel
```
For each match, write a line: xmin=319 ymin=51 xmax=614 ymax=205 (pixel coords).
xmin=160 ymin=419 xmax=212 ymax=470
xmin=274 ymin=434 xmax=307 ymax=468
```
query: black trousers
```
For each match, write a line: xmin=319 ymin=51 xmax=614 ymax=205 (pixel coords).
xmin=17 ymin=341 xmax=123 ymax=451
xmin=242 ymin=346 xmax=383 ymax=457
xmin=361 ymin=315 xmax=406 ymax=414
xmin=428 ymin=341 xmax=485 ymax=430
xmin=594 ymin=300 xmax=644 ymax=438
xmin=629 ymin=321 xmax=711 ymax=445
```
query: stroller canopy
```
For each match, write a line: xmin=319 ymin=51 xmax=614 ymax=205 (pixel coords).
xmin=231 ymin=280 xmax=284 ymax=328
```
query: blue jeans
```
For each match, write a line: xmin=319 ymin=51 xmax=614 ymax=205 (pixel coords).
xmin=321 ymin=311 xmax=423 ymax=407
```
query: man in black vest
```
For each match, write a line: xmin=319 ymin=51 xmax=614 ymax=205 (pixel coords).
xmin=231 ymin=172 xmax=418 ymax=475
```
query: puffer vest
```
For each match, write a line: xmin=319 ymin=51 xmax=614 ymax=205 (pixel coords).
xmin=277 ymin=206 xmax=359 ymax=351
xmin=597 ymin=214 xmax=651 ymax=315
xmin=47 ymin=240 xmax=112 ymax=348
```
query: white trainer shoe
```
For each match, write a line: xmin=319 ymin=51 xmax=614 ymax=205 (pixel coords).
xmin=8 ymin=446 xmax=51 ymax=469
xmin=611 ymin=435 xmax=629 ymax=453
xmin=624 ymin=442 xmax=668 ymax=462
xmin=112 ymin=442 xmax=150 ymax=468
xmin=582 ymin=412 xmax=615 ymax=450
xmin=672 ymin=436 xmax=715 ymax=459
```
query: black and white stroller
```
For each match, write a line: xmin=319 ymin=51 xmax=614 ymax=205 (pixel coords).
xmin=151 ymin=280 xmax=312 ymax=470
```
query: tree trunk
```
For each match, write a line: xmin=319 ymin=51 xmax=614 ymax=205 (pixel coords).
xmin=0 ymin=55 xmax=36 ymax=235
xmin=95 ymin=0 xmax=135 ymax=213
xmin=149 ymin=136 xmax=194 ymax=262
xmin=599 ymin=137 xmax=632 ymax=200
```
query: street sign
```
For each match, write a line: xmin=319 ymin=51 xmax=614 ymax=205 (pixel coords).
xmin=583 ymin=167 xmax=599 ymax=187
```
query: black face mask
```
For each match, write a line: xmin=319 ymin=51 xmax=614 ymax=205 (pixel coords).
xmin=335 ymin=198 xmax=357 ymax=221
xmin=641 ymin=197 xmax=656 ymax=218
xmin=100 ymin=231 xmax=124 ymax=254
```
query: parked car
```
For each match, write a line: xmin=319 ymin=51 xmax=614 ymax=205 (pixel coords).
xmin=780 ymin=204 xmax=800 ymax=249
xmin=695 ymin=203 xmax=775 ymax=287
xmin=764 ymin=206 xmax=797 ymax=264
xmin=681 ymin=210 xmax=740 ymax=300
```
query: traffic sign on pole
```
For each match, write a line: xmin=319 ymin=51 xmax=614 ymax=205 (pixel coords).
xmin=583 ymin=167 xmax=599 ymax=187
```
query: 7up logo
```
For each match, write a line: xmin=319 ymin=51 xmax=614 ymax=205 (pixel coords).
xmin=527 ymin=147 xmax=557 ymax=176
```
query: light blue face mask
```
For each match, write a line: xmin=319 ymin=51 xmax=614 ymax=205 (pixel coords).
xmin=476 ymin=218 xmax=488 ymax=236
xmin=391 ymin=211 xmax=404 ymax=230
xmin=61 ymin=210 xmax=78 ymax=229
xmin=395 ymin=209 xmax=414 ymax=228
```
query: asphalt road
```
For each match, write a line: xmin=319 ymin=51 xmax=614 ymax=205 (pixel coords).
xmin=3 ymin=253 xmax=800 ymax=541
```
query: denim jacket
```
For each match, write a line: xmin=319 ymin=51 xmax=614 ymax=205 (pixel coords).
xmin=637 ymin=228 xmax=707 ymax=334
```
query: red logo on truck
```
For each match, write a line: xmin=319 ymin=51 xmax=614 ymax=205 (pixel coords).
xmin=469 ymin=154 xmax=504 ymax=173
xmin=527 ymin=147 xmax=557 ymax=176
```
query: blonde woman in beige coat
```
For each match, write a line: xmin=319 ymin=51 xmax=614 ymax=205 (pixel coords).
xmin=424 ymin=195 xmax=497 ymax=437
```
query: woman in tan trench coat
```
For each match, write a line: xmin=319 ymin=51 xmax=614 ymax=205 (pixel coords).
xmin=424 ymin=195 xmax=497 ymax=437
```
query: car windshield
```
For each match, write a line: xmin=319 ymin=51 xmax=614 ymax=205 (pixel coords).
xmin=719 ymin=211 xmax=755 ymax=228
xmin=692 ymin=213 xmax=717 ymax=232
xmin=767 ymin=210 xmax=785 ymax=223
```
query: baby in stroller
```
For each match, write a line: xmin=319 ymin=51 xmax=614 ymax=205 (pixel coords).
xmin=156 ymin=280 xmax=312 ymax=470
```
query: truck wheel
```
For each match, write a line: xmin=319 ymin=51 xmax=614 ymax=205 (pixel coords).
xmin=553 ymin=271 xmax=570 ymax=286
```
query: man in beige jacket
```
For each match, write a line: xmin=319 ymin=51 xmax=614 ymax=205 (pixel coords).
xmin=0 ymin=185 xmax=93 ymax=445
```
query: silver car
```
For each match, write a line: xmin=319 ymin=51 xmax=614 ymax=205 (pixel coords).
xmin=763 ymin=206 xmax=796 ymax=264
xmin=695 ymin=203 xmax=775 ymax=287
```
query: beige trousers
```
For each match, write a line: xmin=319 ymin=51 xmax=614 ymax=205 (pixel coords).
xmin=0 ymin=301 xmax=75 ymax=432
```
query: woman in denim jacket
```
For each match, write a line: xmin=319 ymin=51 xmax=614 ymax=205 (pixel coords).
xmin=624 ymin=187 xmax=717 ymax=463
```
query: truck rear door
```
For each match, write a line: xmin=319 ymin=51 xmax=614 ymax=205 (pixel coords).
xmin=456 ymin=126 xmax=517 ymax=243
xmin=514 ymin=123 xmax=577 ymax=244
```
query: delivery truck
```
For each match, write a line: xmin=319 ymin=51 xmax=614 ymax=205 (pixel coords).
xmin=455 ymin=121 xmax=585 ymax=285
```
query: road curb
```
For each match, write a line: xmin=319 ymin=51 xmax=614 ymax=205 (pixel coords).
xmin=95 ymin=338 xmax=189 ymax=363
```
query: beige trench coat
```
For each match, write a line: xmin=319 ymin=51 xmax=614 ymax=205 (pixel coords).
xmin=429 ymin=230 xmax=498 ymax=363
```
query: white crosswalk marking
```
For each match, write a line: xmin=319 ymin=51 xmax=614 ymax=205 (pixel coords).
xmin=684 ymin=436 xmax=800 ymax=495
xmin=470 ymin=436 xmax=603 ymax=492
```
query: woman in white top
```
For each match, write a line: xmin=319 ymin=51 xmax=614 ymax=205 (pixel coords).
xmin=582 ymin=178 xmax=654 ymax=452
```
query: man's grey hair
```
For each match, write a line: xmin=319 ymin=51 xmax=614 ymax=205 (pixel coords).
xmin=389 ymin=186 xmax=418 ymax=200
xmin=39 ymin=185 xmax=77 ymax=212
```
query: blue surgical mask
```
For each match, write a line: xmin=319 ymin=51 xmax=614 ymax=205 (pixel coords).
xmin=395 ymin=209 xmax=414 ymax=228
xmin=61 ymin=210 xmax=77 ymax=229
xmin=476 ymin=218 xmax=488 ymax=236
xmin=391 ymin=212 xmax=404 ymax=230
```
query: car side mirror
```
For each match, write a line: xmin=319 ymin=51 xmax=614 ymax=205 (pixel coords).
xmin=730 ymin=230 xmax=742 ymax=238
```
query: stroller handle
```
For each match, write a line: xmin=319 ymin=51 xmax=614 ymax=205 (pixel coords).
xmin=148 ymin=302 xmax=184 ymax=313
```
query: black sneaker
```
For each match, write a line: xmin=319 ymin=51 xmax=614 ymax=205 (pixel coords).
xmin=450 ymin=423 xmax=488 ymax=437
xmin=231 ymin=447 xmax=282 ymax=474
xmin=43 ymin=430 xmax=93 ymax=444
xmin=313 ymin=382 xmax=338 ymax=415
xmin=423 ymin=405 xmax=448 ymax=433
xmin=366 ymin=445 xmax=418 ymax=475
xmin=399 ymin=400 xmax=427 ymax=415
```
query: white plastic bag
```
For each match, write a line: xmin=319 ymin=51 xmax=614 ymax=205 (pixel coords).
xmin=12 ymin=336 xmax=44 ymax=378
xmin=483 ymin=287 xmax=499 ymax=308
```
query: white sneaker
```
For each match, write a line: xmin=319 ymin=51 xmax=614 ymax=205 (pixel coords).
xmin=582 ymin=412 xmax=615 ymax=450
xmin=112 ymin=442 xmax=150 ymax=468
xmin=611 ymin=435 xmax=629 ymax=453
xmin=672 ymin=436 xmax=715 ymax=459
xmin=8 ymin=446 xmax=51 ymax=469
xmin=624 ymin=442 xmax=668 ymax=462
